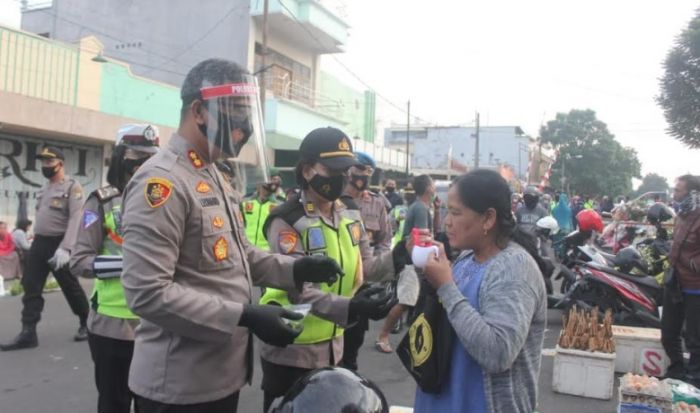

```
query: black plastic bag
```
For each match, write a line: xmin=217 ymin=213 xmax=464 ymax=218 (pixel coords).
xmin=396 ymin=278 xmax=453 ymax=394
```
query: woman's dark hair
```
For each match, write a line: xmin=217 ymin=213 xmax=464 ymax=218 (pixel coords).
xmin=454 ymin=169 xmax=548 ymax=275
xmin=678 ymin=174 xmax=700 ymax=192
xmin=106 ymin=145 xmax=128 ymax=192
xmin=295 ymin=159 xmax=315 ymax=189
xmin=15 ymin=219 xmax=32 ymax=232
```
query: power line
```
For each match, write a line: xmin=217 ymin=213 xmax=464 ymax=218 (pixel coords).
xmin=276 ymin=0 xmax=439 ymax=126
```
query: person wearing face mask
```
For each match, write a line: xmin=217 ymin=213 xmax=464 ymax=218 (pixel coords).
xmin=118 ymin=59 xmax=342 ymax=413
xmin=515 ymin=186 xmax=548 ymax=236
xmin=68 ymin=124 xmax=159 ymax=413
xmin=383 ymin=179 xmax=404 ymax=210
xmin=338 ymin=152 xmax=393 ymax=371
xmin=241 ymin=178 xmax=285 ymax=250
xmin=259 ymin=127 xmax=405 ymax=412
xmin=375 ymin=174 xmax=436 ymax=353
xmin=1 ymin=146 xmax=90 ymax=351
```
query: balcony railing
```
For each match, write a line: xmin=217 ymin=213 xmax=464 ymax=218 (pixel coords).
xmin=262 ymin=72 xmax=345 ymax=120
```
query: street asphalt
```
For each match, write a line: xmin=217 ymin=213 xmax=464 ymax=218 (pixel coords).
xmin=0 ymin=279 xmax=621 ymax=413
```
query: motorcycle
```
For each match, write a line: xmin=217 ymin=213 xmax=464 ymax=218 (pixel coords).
xmin=553 ymin=229 xmax=661 ymax=328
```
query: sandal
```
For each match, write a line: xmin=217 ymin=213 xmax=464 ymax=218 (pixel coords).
xmin=375 ymin=340 xmax=393 ymax=353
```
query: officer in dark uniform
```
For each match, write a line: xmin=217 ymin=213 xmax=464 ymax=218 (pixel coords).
xmin=70 ymin=124 xmax=159 ymax=413
xmin=1 ymin=146 xmax=90 ymax=351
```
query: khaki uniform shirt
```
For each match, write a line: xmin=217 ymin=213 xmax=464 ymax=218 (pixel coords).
xmin=261 ymin=191 xmax=395 ymax=369
xmin=33 ymin=176 xmax=84 ymax=251
xmin=70 ymin=192 xmax=139 ymax=341
xmin=121 ymin=134 xmax=297 ymax=404
xmin=354 ymin=190 xmax=392 ymax=256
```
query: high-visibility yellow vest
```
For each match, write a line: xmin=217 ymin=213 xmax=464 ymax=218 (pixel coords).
xmin=260 ymin=209 xmax=362 ymax=344
xmin=242 ymin=198 xmax=279 ymax=250
xmin=93 ymin=196 xmax=137 ymax=320
xmin=391 ymin=206 xmax=407 ymax=247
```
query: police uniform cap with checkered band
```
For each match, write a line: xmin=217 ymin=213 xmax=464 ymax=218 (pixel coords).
xmin=258 ymin=127 xmax=400 ymax=405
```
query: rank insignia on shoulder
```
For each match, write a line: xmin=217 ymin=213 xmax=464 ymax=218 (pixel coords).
xmin=304 ymin=202 xmax=315 ymax=214
xmin=188 ymin=150 xmax=204 ymax=169
xmin=278 ymin=231 xmax=298 ymax=254
xmin=213 ymin=236 xmax=228 ymax=261
xmin=144 ymin=177 xmax=173 ymax=208
xmin=96 ymin=186 xmax=120 ymax=202
xmin=307 ymin=227 xmax=326 ymax=251
xmin=82 ymin=210 xmax=99 ymax=229
xmin=347 ymin=221 xmax=362 ymax=246
xmin=196 ymin=181 xmax=211 ymax=193
xmin=244 ymin=201 xmax=254 ymax=213
xmin=212 ymin=215 xmax=225 ymax=229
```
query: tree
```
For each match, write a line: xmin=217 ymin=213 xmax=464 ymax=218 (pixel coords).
xmin=540 ymin=109 xmax=641 ymax=197
xmin=657 ymin=9 xmax=700 ymax=148
xmin=633 ymin=173 xmax=669 ymax=197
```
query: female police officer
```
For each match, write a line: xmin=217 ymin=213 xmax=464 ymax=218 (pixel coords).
xmin=70 ymin=124 xmax=159 ymax=413
xmin=259 ymin=127 xmax=406 ymax=411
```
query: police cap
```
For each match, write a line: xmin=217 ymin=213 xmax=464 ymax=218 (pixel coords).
xmin=36 ymin=146 xmax=65 ymax=161
xmin=299 ymin=127 xmax=360 ymax=171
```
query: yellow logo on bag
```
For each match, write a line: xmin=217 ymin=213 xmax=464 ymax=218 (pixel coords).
xmin=409 ymin=314 xmax=433 ymax=367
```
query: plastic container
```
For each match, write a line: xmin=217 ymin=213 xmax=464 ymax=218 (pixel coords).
xmin=618 ymin=403 xmax=664 ymax=413
xmin=613 ymin=326 xmax=670 ymax=377
xmin=552 ymin=346 xmax=616 ymax=400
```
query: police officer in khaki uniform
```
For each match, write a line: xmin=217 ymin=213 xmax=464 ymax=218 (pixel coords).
xmin=338 ymin=151 xmax=393 ymax=370
xmin=70 ymin=124 xmax=160 ymax=413
xmin=259 ymin=128 xmax=405 ymax=411
xmin=1 ymin=146 xmax=90 ymax=351
xmin=120 ymin=59 xmax=342 ymax=413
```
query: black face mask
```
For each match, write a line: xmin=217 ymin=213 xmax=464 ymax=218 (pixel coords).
xmin=198 ymin=111 xmax=252 ymax=158
xmin=41 ymin=165 xmax=58 ymax=179
xmin=263 ymin=183 xmax=279 ymax=193
xmin=309 ymin=173 xmax=346 ymax=201
xmin=350 ymin=174 xmax=369 ymax=191
xmin=385 ymin=187 xmax=395 ymax=193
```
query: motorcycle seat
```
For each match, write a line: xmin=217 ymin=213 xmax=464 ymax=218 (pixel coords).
xmin=587 ymin=262 xmax=660 ymax=290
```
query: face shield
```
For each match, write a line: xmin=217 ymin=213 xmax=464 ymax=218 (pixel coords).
xmin=199 ymin=78 xmax=269 ymax=193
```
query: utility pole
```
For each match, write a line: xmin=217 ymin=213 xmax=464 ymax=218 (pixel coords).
xmin=259 ymin=0 xmax=269 ymax=118
xmin=474 ymin=112 xmax=480 ymax=168
xmin=405 ymin=100 xmax=411 ymax=178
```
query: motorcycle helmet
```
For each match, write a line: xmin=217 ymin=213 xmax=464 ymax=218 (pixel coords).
xmin=523 ymin=186 xmax=540 ymax=209
xmin=646 ymin=203 xmax=673 ymax=225
xmin=269 ymin=367 xmax=388 ymax=413
xmin=576 ymin=209 xmax=604 ymax=233
xmin=535 ymin=216 xmax=560 ymax=237
xmin=613 ymin=246 xmax=647 ymax=274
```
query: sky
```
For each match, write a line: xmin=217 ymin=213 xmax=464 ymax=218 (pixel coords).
xmin=322 ymin=0 xmax=700 ymax=185
xmin=1 ymin=0 xmax=698 ymax=185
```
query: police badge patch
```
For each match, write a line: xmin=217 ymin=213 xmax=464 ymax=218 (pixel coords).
xmin=347 ymin=221 xmax=362 ymax=246
xmin=144 ymin=178 xmax=173 ymax=208
xmin=82 ymin=210 xmax=99 ymax=229
xmin=278 ymin=231 xmax=298 ymax=254
xmin=307 ymin=227 xmax=326 ymax=251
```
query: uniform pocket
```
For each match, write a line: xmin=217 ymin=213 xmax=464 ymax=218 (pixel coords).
xmin=49 ymin=196 xmax=67 ymax=210
xmin=199 ymin=209 xmax=235 ymax=271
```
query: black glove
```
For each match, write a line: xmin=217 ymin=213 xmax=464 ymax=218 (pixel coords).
xmin=392 ymin=240 xmax=409 ymax=275
xmin=348 ymin=285 xmax=398 ymax=321
xmin=238 ymin=304 xmax=303 ymax=347
xmin=293 ymin=255 xmax=343 ymax=287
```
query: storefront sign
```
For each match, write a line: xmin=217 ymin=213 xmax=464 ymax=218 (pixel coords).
xmin=0 ymin=133 xmax=103 ymax=223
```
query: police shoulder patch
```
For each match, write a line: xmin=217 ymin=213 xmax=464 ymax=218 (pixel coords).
xmin=144 ymin=177 xmax=173 ymax=208
xmin=278 ymin=230 xmax=298 ymax=254
xmin=347 ymin=221 xmax=363 ymax=246
xmin=82 ymin=210 xmax=99 ymax=229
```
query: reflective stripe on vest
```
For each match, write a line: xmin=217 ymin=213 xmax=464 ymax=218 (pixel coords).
xmin=94 ymin=202 xmax=138 ymax=320
xmin=260 ymin=212 xmax=360 ymax=345
xmin=243 ymin=199 xmax=276 ymax=250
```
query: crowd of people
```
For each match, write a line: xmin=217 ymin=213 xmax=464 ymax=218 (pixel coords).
xmin=1 ymin=57 xmax=698 ymax=413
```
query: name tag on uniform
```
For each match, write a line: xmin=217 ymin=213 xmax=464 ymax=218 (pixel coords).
xmin=347 ymin=221 xmax=363 ymax=246
xmin=199 ymin=197 xmax=220 ymax=208
xmin=307 ymin=227 xmax=326 ymax=251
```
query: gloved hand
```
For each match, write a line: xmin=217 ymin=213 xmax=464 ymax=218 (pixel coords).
xmin=391 ymin=240 xmax=409 ymax=275
xmin=238 ymin=304 xmax=303 ymax=347
xmin=293 ymin=255 xmax=343 ymax=287
xmin=48 ymin=248 xmax=71 ymax=270
xmin=349 ymin=284 xmax=397 ymax=321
